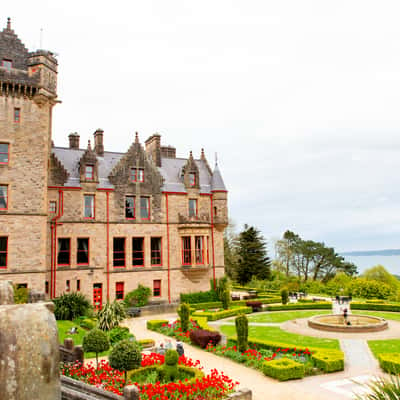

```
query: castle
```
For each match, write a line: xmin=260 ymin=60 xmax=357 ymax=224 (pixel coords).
xmin=0 ymin=18 xmax=227 ymax=306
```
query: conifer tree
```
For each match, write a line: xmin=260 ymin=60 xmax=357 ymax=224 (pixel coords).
xmin=236 ymin=225 xmax=271 ymax=284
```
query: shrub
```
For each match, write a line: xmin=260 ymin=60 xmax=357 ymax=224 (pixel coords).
xmin=262 ymin=358 xmax=305 ymax=381
xmin=53 ymin=292 xmax=91 ymax=320
xmin=138 ymin=339 xmax=155 ymax=348
xmin=147 ymin=320 xmax=169 ymax=330
xmin=378 ymin=353 xmax=400 ymax=374
xmin=80 ymin=318 xmax=97 ymax=330
xmin=347 ymin=278 xmax=394 ymax=299
xmin=97 ymin=300 xmax=126 ymax=331
xmin=192 ymin=306 xmax=252 ymax=321
xmin=264 ymin=302 xmax=331 ymax=311
xmin=351 ymin=303 xmax=400 ymax=312
xmin=82 ymin=328 xmax=110 ymax=368
xmin=312 ymin=350 xmax=344 ymax=372
xmin=163 ymin=349 xmax=180 ymax=381
xmin=107 ymin=326 xmax=134 ymax=345
xmin=123 ymin=284 xmax=152 ymax=307
xmin=14 ymin=285 xmax=29 ymax=304
xmin=109 ymin=339 xmax=142 ymax=381
xmin=191 ymin=316 xmax=214 ymax=331
xmin=365 ymin=299 xmax=386 ymax=304
xmin=221 ymin=289 xmax=230 ymax=310
xmin=190 ymin=329 xmax=221 ymax=348
xmin=180 ymin=290 xmax=219 ymax=304
xmin=235 ymin=314 xmax=248 ymax=353
xmin=177 ymin=303 xmax=190 ymax=332
xmin=281 ymin=288 xmax=289 ymax=305
xmin=354 ymin=375 xmax=400 ymax=400
xmin=246 ymin=301 xmax=262 ymax=312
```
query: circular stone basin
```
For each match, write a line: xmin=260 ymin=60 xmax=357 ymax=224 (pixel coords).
xmin=308 ymin=314 xmax=388 ymax=333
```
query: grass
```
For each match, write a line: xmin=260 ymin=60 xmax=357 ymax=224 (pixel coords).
xmin=246 ymin=310 xmax=331 ymax=323
xmin=353 ymin=311 xmax=400 ymax=322
xmin=368 ymin=339 xmax=400 ymax=358
xmin=219 ymin=325 xmax=340 ymax=349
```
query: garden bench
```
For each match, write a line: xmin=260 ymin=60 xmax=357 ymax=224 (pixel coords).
xmin=126 ymin=307 xmax=141 ymax=317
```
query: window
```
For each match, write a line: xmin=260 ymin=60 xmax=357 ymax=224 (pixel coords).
xmin=0 ymin=185 xmax=8 ymax=210
xmin=153 ymin=280 xmax=161 ymax=297
xmin=140 ymin=197 xmax=150 ymax=220
xmin=214 ymin=206 xmax=218 ymax=217
xmin=113 ymin=238 xmax=125 ymax=267
xmin=66 ymin=280 xmax=70 ymax=292
xmin=0 ymin=237 xmax=7 ymax=268
xmin=116 ymin=282 xmax=124 ymax=300
xmin=130 ymin=168 xmax=144 ymax=182
xmin=125 ymin=196 xmax=135 ymax=219
xmin=132 ymin=237 xmax=144 ymax=266
xmin=189 ymin=173 xmax=196 ymax=186
xmin=182 ymin=236 xmax=191 ymax=265
xmin=2 ymin=59 xmax=12 ymax=70
xmin=84 ymin=195 xmax=95 ymax=219
xmin=49 ymin=201 xmax=57 ymax=214
xmin=14 ymin=108 xmax=20 ymax=123
xmin=151 ymin=237 xmax=162 ymax=265
xmin=0 ymin=143 xmax=9 ymax=164
xmin=45 ymin=281 xmax=49 ymax=294
xmin=188 ymin=199 xmax=197 ymax=218
xmin=195 ymin=236 xmax=204 ymax=265
xmin=57 ymin=238 xmax=70 ymax=266
xmin=85 ymin=165 xmax=94 ymax=180
xmin=77 ymin=280 xmax=81 ymax=291
xmin=77 ymin=238 xmax=89 ymax=265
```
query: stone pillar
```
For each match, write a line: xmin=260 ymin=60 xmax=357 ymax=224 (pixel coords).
xmin=123 ymin=385 xmax=140 ymax=400
xmin=0 ymin=302 xmax=61 ymax=400
xmin=0 ymin=280 xmax=14 ymax=305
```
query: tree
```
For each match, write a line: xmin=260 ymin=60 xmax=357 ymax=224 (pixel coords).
xmin=82 ymin=328 xmax=110 ymax=368
xmin=235 ymin=225 xmax=271 ymax=285
xmin=363 ymin=265 xmax=400 ymax=292
xmin=109 ymin=339 xmax=142 ymax=382
xmin=224 ymin=220 xmax=239 ymax=280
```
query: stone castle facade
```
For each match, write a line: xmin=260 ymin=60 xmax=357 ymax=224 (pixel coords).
xmin=0 ymin=19 xmax=227 ymax=306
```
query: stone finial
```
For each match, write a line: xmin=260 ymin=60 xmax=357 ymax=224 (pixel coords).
xmin=6 ymin=17 xmax=11 ymax=31
xmin=200 ymin=148 xmax=205 ymax=160
xmin=215 ymin=152 xmax=218 ymax=166
xmin=87 ymin=140 xmax=91 ymax=150
xmin=135 ymin=132 xmax=139 ymax=143
xmin=189 ymin=151 xmax=193 ymax=160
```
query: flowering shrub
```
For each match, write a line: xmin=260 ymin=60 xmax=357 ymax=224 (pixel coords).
xmin=157 ymin=319 xmax=200 ymax=342
xmin=61 ymin=353 xmax=238 ymax=399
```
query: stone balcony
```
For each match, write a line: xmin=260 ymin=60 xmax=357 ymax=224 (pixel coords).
xmin=177 ymin=213 xmax=211 ymax=229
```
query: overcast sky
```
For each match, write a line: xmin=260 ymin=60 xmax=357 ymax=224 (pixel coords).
xmin=6 ymin=1 xmax=400 ymax=253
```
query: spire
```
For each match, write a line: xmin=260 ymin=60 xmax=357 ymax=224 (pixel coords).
xmin=200 ymin=148 xmax=205 ymax=160
xmin=211 ymin=161 xmax=226 ymax=191
xmin=6 ymin=17 xmax=11 ymax=31
xmin=135 ymin=132 xmax=139 ymax=144
xmin=87 ymin=140 xmax=91 ymax=150
xmin=189 ymin=150 xmax=194 ymax=161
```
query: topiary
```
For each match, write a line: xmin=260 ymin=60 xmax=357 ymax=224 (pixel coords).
xmin=163 ymin=349 xmax=179 ymax=381
xmin=235 ymin=314 xmax=248 ymax=353
xmin=109 ymin=339 xmax=142 ymax=382
xmin=82 ymin=328 xmax=110 ymax=368
xmin=280 ymin=288 xmax=289 ymax=305
xmin=97 ymin=300 xmax=126 ymax=331
xmin=221 ymin=289 xmax=230 ymax=310
xmin=177 ymin=303 xmax=190 ymax=332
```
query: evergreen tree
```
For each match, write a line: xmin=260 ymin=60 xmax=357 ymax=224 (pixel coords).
xmin=235 ymin=225 xmax=271 ymax=284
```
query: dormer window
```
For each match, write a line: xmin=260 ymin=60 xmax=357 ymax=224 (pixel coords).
xmin=130 ymin=168 xmax=144 ymax=182
xmin=2 ymin=59 xmax=12 ymax=70
xmin=85 ymin=165 xmax=94 ymax=180
xmin=189 ymin=173 xmax=196 ymax=187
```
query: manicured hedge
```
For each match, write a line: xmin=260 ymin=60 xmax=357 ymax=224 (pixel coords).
xmin=146 ymin=320 xmax=169 ymax=330
xmin=366 ymin=299 xmax=386 ymax=304
xmin=138 ymin=339 xmax=155 ymax=348
xmin=190 ymin=301 xmax=223 ymax=311
xmin=189 ymin=297 xmax=281 ymax=311
xmin=180 ymin=290 xmax=219 ymax=304
xmin=312 ymin=350 xmax=344 ymax=373
xmin=262 ymin=358 xmax=305 ymax=381
xmin=192 ymin=316 xmax=215 ymax=331
xmin=129 ymin=365 xmax=204 ymax=384
xmin=351 ymin=303 xmax=400 ymax=312
xmin=264 ymin=302 xmax=331 ymax=311
xmin=378 ymin=353 xmax=400 ymax=374
xmin=192 ymin=306 xmax=252 ymax=321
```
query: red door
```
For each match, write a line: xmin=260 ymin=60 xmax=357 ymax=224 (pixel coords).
xmin=93 ymin=283 xmax=102 ymax=310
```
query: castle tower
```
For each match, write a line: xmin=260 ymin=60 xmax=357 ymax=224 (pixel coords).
xmin=0 ymin=18 xmax=58 ymax=290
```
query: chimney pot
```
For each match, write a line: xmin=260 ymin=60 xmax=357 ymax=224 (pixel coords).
xmin=94 ymin=129 xmax=104 ymax=156
xmin=68 ymin=132 xmax=80 ymax=149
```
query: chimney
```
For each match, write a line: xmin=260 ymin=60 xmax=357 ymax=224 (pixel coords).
xmin=145 ymin=133 xmax=161 ymax=167
xmin=161 ymin=145 xmax=176 ymax=159
xmin=94 ymin=129 xmax=104 ymax=156
xmin=68 ymin=132 xmax=80 ymax=149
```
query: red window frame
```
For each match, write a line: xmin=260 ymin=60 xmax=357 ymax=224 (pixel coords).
xmin=130 ymin=168 xmax=144 ymax=182
xmin=0 ymin=185 xmax=8 ymax=210
xmin=66 ymin=280 xmax=70 ymax=292
xmin=49 ymin=201 xmax=57 ymax=214
xmin=84 ymin=194 xmax=95 ymax=219
xmin=132 ymin=237 xmax=144 ymax=267
xmin=182 ymin=236 xmax=192 ymax=266
xmin=77 ymin=238 xmax=89 ymax=265
xmin=2 ymin=59 xmax=12 ymax=70
xmin=140 ymin=196 xmax=150 ymax=220
xmin=195 ymin=236 xmax=204 ymax=265
xmin=153 ymin=279 xmax=161 ymax=297
xmin=188 ymin=199 xmax=198 ymax=218
xmin=116 ymin=282 xmax=124 ymax=300
xmin=151 ymin=237 xmax=162 ymax=266
xmin=113 ymin=237 xmax=126 ymax=268
xmin=0 ymin=143 xmax=9 ymax=164
xmin=85 ymin=165 xmax=94 ymax=180
xmin=57 ymin=238 xmax=71 ymax=266
xmin=0 ymin=237 xmax=7 ymax=268
xmin=14 ymin=108 xmax=20 ymax=123
xmin=125 ymin=196 xmax=135 ymax=220
xmin=189 ymin=173 xmax=196 ymax=186
xmin=76 ymin=280 xmax=81 ymax=291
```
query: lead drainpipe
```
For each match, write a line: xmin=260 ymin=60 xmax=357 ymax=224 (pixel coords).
xmin=166 ymin=193 xmax=171 ymax=303
xmin=210 ymin=195 xmax=216 ymax=290
xmin=106 ymin=191 xmax=110 ymax=301
xmin=53 ymin=190 xmax=64 ymax=298
xmin=50 ymin=224 xmax=54 ymax=298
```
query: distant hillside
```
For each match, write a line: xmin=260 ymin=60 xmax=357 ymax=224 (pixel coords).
xmin=341 ymin=249 xmax=400 ymax=256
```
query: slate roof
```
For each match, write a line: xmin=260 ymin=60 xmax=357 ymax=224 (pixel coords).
xmin=52 ymin=147 xmax=223 ymax=193
xmin=211 ymin=164 xmax=227 ymax=191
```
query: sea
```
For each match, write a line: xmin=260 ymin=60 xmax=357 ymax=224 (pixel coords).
xmin=341 ymin=255 xmax=400 ymax=276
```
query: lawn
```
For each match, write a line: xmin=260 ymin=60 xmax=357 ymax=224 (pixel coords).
xmin=219 ymin=325 xmax=340 ymax=350
xmin=368 ymin=339 xmax=400 ymax=358
xmin=353 ymin=310 xmax=400 ymax=322
xmin=246 ymin=310 xmax=331 ymax=323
